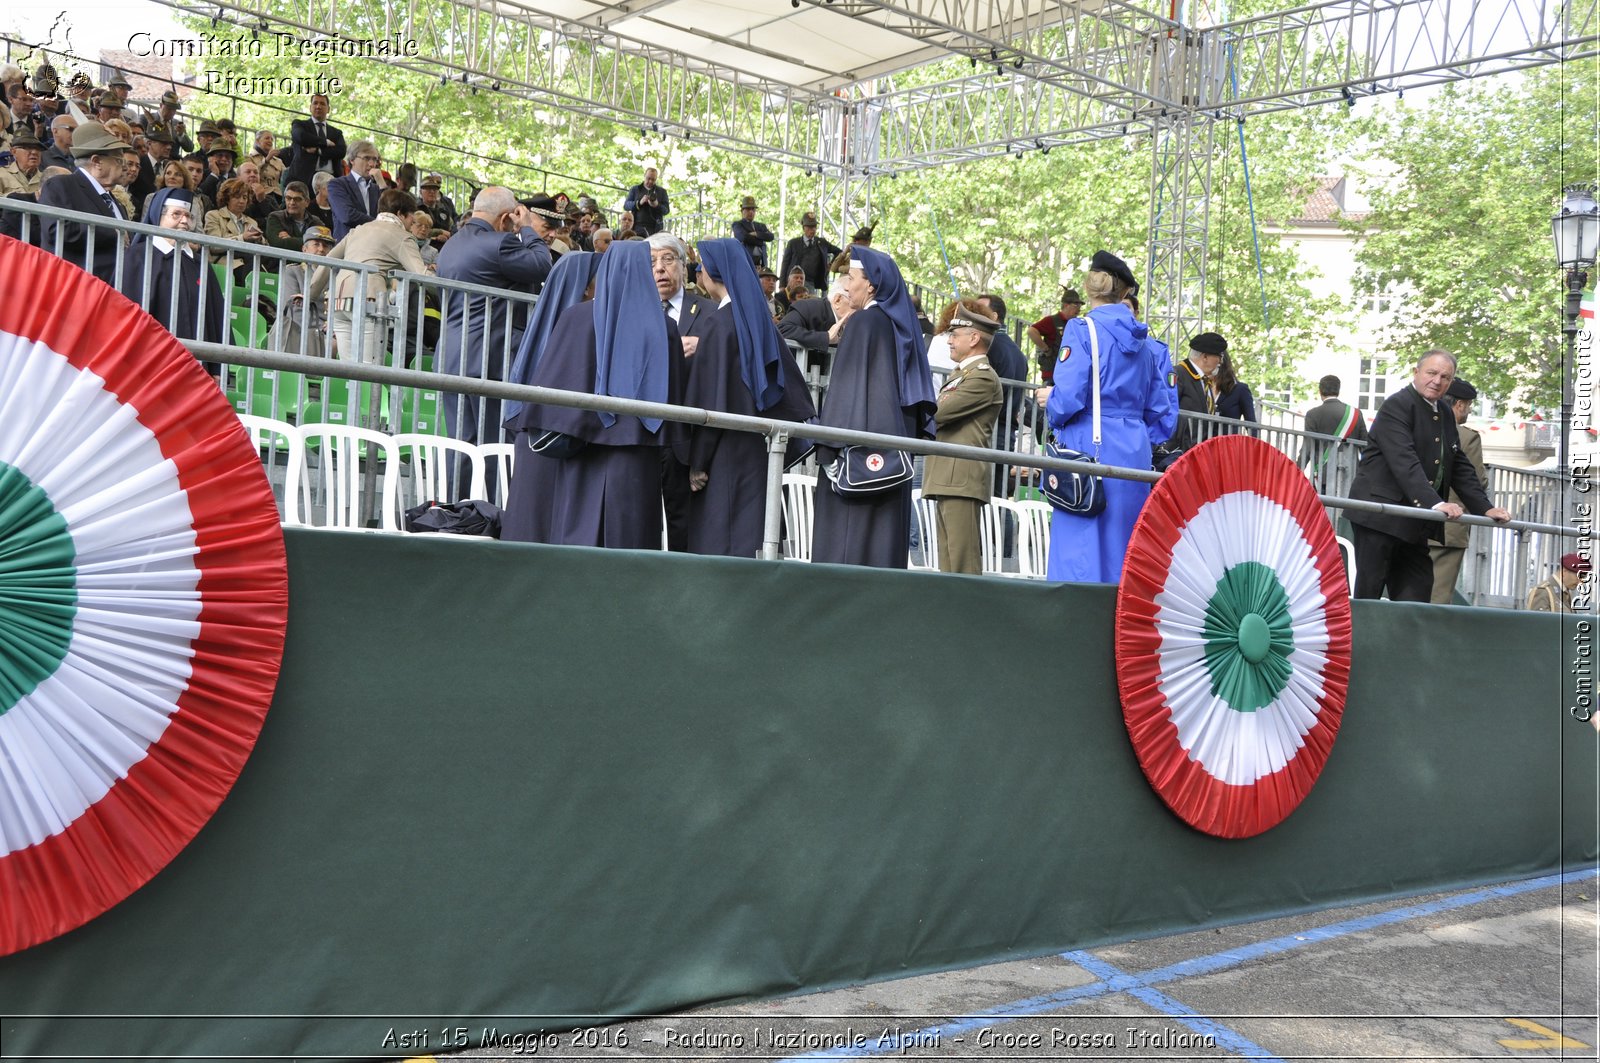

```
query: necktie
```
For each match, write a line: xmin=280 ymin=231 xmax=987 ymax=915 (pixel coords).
xmin=101 ymin=192 xmax=119 ymax=218
xmin=806 ymin=237 xmax=812 ymax=247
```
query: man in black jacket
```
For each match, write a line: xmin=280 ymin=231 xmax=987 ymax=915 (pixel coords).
xmin=39 ymin=121 xmax=131 ymax=285
xmin=778 ymin=278 xmax=852 ymax=376
xmin=1346 ymin=349 xmax=1510 ymax=601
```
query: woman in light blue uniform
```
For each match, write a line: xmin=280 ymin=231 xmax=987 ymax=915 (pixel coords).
xmin=1045 ymin=251 xmax=1177 ymax=583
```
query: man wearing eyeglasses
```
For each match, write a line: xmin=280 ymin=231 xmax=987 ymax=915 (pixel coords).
xmin=265 ymin=180 xmax=317 ymax=258
xmin=328 ymin=139 xmax=382 ymax=240
xmin=286 ymin=92 xmax=346 ymax=189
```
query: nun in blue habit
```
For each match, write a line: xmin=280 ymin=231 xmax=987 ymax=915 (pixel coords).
xmin=683 ymin=239 xmax=816 ymax=558
xmin=120 ymin=187 xmax=227 ymax=376
xmin=810 ymin=245 xmax=937 ymax=568
xmin=504 ymin=240 xmax=687 ymax=549
xmin=500 ymin=251 xmax=601 ymax=542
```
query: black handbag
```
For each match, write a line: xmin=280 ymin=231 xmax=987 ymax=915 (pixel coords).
xmin=826 ymin=445 xmax=914 ymax=498
xmin=1041 ymin=316 xmax=1107 ymax=517
xmin=403 ymin=499 xmax=502 ymax=537
xmin=528 ymin=429 xmax=587 ymax=459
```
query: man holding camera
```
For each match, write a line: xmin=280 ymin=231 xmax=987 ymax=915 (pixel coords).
xmin=624 ymin=167 xmax=670 ymax=236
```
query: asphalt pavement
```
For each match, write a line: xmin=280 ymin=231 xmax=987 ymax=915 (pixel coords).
xmin=417 ymin=867 xmax=1598 ymax=1063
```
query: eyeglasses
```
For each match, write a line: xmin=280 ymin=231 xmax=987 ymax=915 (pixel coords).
xmin=285 ymin=194 xmax=307 ymax=202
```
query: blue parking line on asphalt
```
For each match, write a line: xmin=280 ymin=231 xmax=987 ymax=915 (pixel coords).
xmin=779 ymin=866 xmax=1597 ymax=1061
xmin=1066 ymin=949 xmax=1288 ymax=1063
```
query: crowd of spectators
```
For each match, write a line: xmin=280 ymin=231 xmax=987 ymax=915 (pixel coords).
xmin=0 ymin=68 xmax=1564 ymax=608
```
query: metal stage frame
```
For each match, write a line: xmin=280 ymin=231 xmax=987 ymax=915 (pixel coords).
xmin=152 ymin=0 xmax=1596 ymax=336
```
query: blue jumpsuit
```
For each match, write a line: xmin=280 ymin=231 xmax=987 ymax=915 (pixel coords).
xmin=1045 ymin=303 xmax=1177 ymax=583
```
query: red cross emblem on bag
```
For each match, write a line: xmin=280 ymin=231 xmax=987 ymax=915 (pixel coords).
xmin=865 ymin=453 xmax=885 ymax=472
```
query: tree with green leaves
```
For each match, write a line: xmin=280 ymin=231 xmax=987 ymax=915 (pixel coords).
xmin=1340 ymin=62 xmax=1598 ymax=412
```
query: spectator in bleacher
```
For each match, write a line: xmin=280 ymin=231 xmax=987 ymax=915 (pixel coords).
xmin=1027 ymin=287 xmax=1082 ymax=384
xmin=250 ymin=130 xmax=285 ymax=190
xmin=266 ymin=180 xmax=315 ymax=257
xmin=120 ymin=187 xmax=225 ymax=371
xmin=1214 ymin=350 xmax=1256 ymax=428
xmin=810 ymin=246 xmax=937 ymax=569
xmin=214 ymin=117 xmax=240 ymax=152
xmin=417 ymin=174 xmax=456 ymax=231
xmin=590 ymin=227 xmax=613 ymax=254
xmin=617 ymin=209 xmax=634 ymax=235
xmin=271 ymin=224 xmax=333 ymax=359
xmin=286 ymin=93 xmax=346 ymax=190
xmin=772 ymin=267 xmax=808 ymax=318
xmin=328 ymin=139 xmax=382 ymax=240
xmin=40 ymin=121 xmax=132 ymax=285
xmin=308 ymin=188 xmax=427 ymax=364
xmin=309 ymin=171 xmax=334 ymax=227
xmin=779 ymin=212 xmax=840 ymax=293
xmin=395 ymin=162 xmax=417 ymax=194
xmin=623 ymin=167 xmax=669 ymax=236
xmin=43 ymin=115 xmax=75 ymax=170
xmin=113 ymin=148 xmax=139 ymax=220
xmin=238 ymin=159 xmax=282 ymax=219
xmin=150 ymin=91 xmax=193 ymax=154
xmin=408 ymin=209 xmax=441 ymax=267
xmin=682 ymin=238 xmax=817 ymax=558
xmin=138 ymin=130 xmax=174 ymax=203
xmin=105 ymin=74 xmax=133 ymax=108
xmin=436 ymin=186 xmax=554 ymax=485
xmin=195 ymin=119 xmax=220 ymax=155
xmin=1045 ymin=250 xmax=1177 ymax=584
xmin=0 ymin=132 xmax=43 ymax=196
xmin=199 ymin=142 xmax=239 ymax=203
xmin=6 ymin=81 xmax=46 ymax=145
xmin=757 ymin=267 xmax=779 ymax=318
xmin=778 ymin=274 xmax=851 ymax=377
xmin=0 ymin=164 xmax=66 ymax=247
xmin=143 ymin=159 xmax=199 ymax=226
xmin=509 ymin=240 xmax=688 ymax=549
xmin=731 ymin=195 xmax=775 ymax=269
xmin=204 ymin=179 xmax=265 ymax=245
xmin=94 ymin=95 xmax=124 ymax=127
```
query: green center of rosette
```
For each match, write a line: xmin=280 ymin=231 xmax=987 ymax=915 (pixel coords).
xmin=1201 ymin=560 xmax=1294 ymax=713
xmin=0 ymin=461 xmax=78 ymax=717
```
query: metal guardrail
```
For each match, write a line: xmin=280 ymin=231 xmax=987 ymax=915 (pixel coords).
xmin=5 ymin=196 xmax=1584 ymax=605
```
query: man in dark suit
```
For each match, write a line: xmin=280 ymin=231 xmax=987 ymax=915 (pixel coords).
xmin=779 ymin=212 xmax=840 ymax=293
xmin=649 ymin=231 xmax=717 ymax=550
xmin=1299 ymin=374 xmax=1368 ymax=494
xmin=285 ymin=93 xmax=346 ymax=190
xmin=778 ymin=278 xmax=851 ymax=376
xmin=1347 ymin=350 xmax=1510 ymax=601
xmin=39 ymin=121 xmax=130 ymax=286
xmin=1162 ymin=331 xmax=1224 ymax=459
xmin=327 ymin=139 xmax=382 ymax=240
xmin=197 ymin=143 xmax=238 ymax=203
xmin=730 ymin=195 xmax=774 ymax=269
xmin=435 ymin=186 xmax=554 ymax=492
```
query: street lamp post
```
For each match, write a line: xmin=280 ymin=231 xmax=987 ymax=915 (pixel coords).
xmin=1552 ymin=184 xmax=1600 ymax=474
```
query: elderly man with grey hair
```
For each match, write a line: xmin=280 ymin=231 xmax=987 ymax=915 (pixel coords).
xmin=646 ymin=230 xmax=718 ymax=549
xmin=434 ymin=184 xmax=554 ymax=495
xmin=327 ymin=137 xmax=382 ymax=240
xmin=43 ymin=115 xmax=76 ymax=171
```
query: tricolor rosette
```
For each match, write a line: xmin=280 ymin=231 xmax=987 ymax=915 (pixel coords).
xmin=0 ymin=237 xmax=287 ymax=955
xmin=1116 ymin=434 xmax=1351 ymax=838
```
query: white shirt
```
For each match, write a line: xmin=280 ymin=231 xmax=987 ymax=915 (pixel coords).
xmin=665 ymin=288 xmax=685 ymax=323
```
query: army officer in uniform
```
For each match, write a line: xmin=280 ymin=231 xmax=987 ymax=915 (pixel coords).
xmin=1347 ymin=349 xmax=1510 ymax=601
xmin=922 ymin=301 xmax=1004 ymax=574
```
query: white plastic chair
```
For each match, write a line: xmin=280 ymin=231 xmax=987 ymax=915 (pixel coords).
xmin=478 ymin=442 xmax=516 ymax=509
xmin=392 ymin=434 xmax=485 ymax=525
xmin=1335 ymin=534 xmax=1357 ymax=598
xmin=911 ymin=489 xmax=940 ymax=570
xmin=286 ymin=424 xmax=400 ymax=531
xmin=781 ymin=472 xmax=817 ymax=561
xmin=1012 ymin=500 xmax=1052 ymax=579
xmin=978 ymin=497 xmax=1012 ymax=575
xmin=235 ymin=414 xmax=301 ymax=523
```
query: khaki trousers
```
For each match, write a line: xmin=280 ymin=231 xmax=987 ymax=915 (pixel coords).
xmin=935 ymin=497 xmax=982 ymax=575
